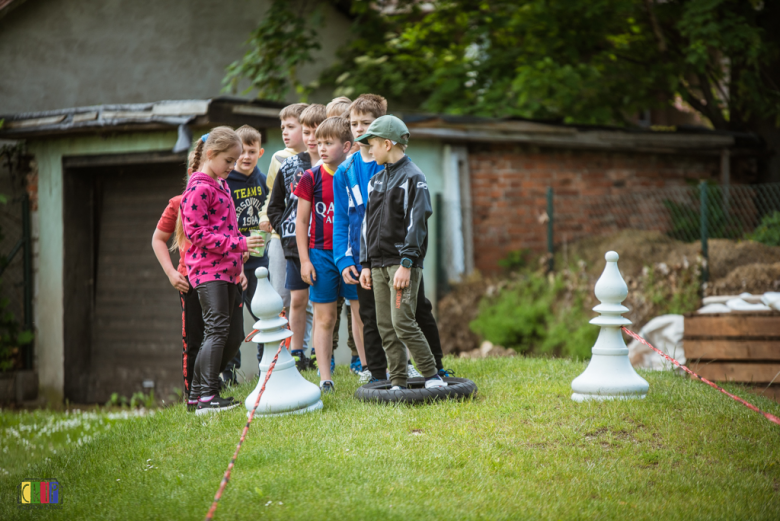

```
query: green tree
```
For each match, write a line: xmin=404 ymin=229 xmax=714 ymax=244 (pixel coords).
xmin=228 ymin=1 xmax=780 ymax=132
xmin=222 ymin=0 xmax=324 ymax=101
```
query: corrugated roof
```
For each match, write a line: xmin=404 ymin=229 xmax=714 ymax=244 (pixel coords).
xmin=0 ymin=97 xmax=762 ymax=154
xmin=0 ymin=97 xmax=284 ymax=139
xmin=0 ymin=100 xmax=208 ymax=134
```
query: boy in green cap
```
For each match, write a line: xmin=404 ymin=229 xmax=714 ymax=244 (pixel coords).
xmin=357 ymin=116 xmax=447 ymax=390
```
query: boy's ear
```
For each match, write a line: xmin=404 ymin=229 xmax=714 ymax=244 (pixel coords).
xmin=342 ymin=141 xmax=352 ymax=154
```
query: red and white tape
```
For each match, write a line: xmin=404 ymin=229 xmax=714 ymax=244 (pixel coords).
xmin=204 ymin=341 xmax=284 ymax=520
xmin=622 ymin=327 xmax=780 ymax=427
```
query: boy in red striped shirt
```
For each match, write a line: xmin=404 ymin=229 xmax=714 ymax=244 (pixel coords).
xmin=294 ymin=117 xmax=363 ymax=393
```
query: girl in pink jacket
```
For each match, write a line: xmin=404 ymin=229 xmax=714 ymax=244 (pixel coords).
xmin=181 ymin=127 xmax=264 ymax=415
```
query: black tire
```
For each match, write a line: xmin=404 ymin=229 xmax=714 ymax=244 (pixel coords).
xmin=354 ymin=377 xmax=478 ymax=404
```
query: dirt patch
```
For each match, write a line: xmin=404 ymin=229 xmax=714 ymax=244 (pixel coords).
xmin=560 ymin=230 xmax=780 ymax=282
xmin=437 ymin=274 xmax=486 ymax=355
xmin=561 ymin=230 xmax=699 ymax=278
xmin=707 ymin=242 xmax=780 ymax=281
xmin=439 ymin=230 xmax=780 ymax=354
xmin=709 ymin=262 xmax=780 ymax=295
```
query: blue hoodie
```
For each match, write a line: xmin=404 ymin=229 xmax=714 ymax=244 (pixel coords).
xmin=226 ymin=166 xmax=269 ymax=270
xmin=332 ymin=151 xmax=385 ymax=275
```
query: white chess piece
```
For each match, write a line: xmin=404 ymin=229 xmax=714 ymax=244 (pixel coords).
xmin=571 ymin=251 xmax=649 ymax=401
xmin=244 ymin=267 xmax=323 ymax=416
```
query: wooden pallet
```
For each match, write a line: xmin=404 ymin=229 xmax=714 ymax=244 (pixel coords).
xmin=684 ymin=312 xmax=780 ymax=403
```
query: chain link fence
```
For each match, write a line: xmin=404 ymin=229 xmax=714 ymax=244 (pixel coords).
xmin=0 ymin=144 xmax=34 ymax=371
xmin=0 ymin=196 xmax=26 ymax=324
xmin=551 ymin=182 xmax=780 ymax=281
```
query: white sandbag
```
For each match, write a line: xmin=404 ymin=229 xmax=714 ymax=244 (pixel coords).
xmin=703 ymin=294 xmax=762 ymax=305
xmin=762 ymin=292 xmax=780 ymax=310
xmin=697 ymin=303 xmax=732 ymax=314
xmin=627 ymin=314 xmax=685 ymax=371
xmin=726 ymin=298 xmax=772 ymax=312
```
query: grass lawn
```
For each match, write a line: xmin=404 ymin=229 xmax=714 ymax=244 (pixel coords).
xmin=2 ymin=357 xmax=780 ymax=520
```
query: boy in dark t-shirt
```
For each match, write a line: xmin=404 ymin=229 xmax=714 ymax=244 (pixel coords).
xmin=224 ymin=125 xmax=268 ymax=380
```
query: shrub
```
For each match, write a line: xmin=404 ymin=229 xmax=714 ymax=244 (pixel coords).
xmin=469 ymin=269 xmax=598 ymax=359
xmin=469 ymin=256 xmax=701 ymax=360
xmin=746 ymin=210 xmax=780 ymax=246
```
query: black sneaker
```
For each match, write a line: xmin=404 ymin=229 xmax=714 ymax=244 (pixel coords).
xmin=438 ymin=368 xmax=455 ymax=378
xmin=319 ymin=380 xmax=335 ymax=394
xmin=195 ymin=395 xmax=240 ymax=416
xmin=291 ymin=349 xmax=308 ymax=372
xmin=187 ymin=399 xmax=198 ymax=413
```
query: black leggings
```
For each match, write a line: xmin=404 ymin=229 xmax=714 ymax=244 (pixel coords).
xmin=191 ymin=281 xmax=244 ymax=398
xmin=179 ymin=278 xmax=204 ymax=395
xmin=357 ymin=274 xmax=443 ymax=380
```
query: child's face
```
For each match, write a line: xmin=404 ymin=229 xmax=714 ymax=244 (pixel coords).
xmin=350 ymin=111 xmax=377 ymax=145
xmin=318 ymin=136 xmax=351 ymax=167
xmin=206 ymin=144 xmax=242 ymax=179
xmin=366 ymin=137 xmax=392 ymax=165
xmin=281 ymin=117 xmax=303 ymax=149
xmin=236 ymin=140 xmax=264 ymax=175
xmin=302 ymin=124 xmax=319 ymax=156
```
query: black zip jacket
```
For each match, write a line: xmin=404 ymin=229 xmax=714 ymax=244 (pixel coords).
xmin=360 ymin=155 xmax=432 ymax=269
xmin=267 ymin=151 xmax=311 ymax=259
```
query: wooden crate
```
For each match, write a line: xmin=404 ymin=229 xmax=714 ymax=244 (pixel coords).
xmin=684 ymin=312 xmax=780 ymax=403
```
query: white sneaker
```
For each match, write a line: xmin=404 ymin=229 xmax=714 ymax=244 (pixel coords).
xmin=357 ymin=368 xmax=372 ymax=383
xmin=390 ymin=385 xmax=407 ymax=390
xmin=424 ymin=375 xmax=448 ymax=389
xmin=407 ymin=364 xmax=423 ymax=378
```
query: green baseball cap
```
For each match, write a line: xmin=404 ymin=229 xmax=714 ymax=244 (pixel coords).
xmin=355 ymin=115 xmax=410 ymax=145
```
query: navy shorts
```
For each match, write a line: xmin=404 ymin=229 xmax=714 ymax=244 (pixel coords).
xmin=285 ymin=258 xmax=310 ymax=291
xmin=308 ymin=248 xmax=358 ymax=303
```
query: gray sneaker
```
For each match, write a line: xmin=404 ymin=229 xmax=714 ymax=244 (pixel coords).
xmin=357 ymin=368 xmax=372 ymax=383
xmin=407 ymin=363 xmax=423 ymax=379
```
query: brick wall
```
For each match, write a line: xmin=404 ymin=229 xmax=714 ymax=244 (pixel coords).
xmin=468 ymin=144 xmax=721 ymax=274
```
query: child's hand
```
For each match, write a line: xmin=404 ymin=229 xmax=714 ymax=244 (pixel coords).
xmin=246 ymin=235 xmax=264 ymax=254
xmin=168 ymin=270 xmax=190 ymax=293
xmin=393 ymin=266 xmax=411 ymax=290
xmin=259 ymin=221 xmax=273 ymax=233
xmin=239 ymin=271 xmax=248 ymax=291
xmin=342 ymin=265 xmax=360 ymax=285
xmin=301 ymin=260 xmax=317 ymax=285
xmin=242 ymin=251 xmax=249 ymax=263
xmin=359 ymin=268 xmax=372 ymax=290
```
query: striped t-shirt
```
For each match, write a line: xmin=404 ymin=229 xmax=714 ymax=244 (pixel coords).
xmin=293 ymin=164 xmax=335 ymax=250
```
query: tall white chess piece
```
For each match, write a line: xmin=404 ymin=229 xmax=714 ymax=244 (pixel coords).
xmin=244 ymin=267 xmax=323 ymax=416
xmin=571 ymin=251 xmax=649 ymax=402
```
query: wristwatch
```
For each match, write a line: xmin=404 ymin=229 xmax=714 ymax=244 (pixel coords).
xmin=401 ymin=257 xmax=413 ymax=269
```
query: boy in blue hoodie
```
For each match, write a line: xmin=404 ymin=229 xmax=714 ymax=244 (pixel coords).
xmin=224 ymin=125 xmax=269 ymax=382
xmin=333 ymin=95 xmax=447 ymax=383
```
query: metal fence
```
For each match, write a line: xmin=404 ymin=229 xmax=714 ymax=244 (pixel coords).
xmin=548 ymin=182 xmax=780 ymax=281
xmin=0 ymin=192 xmax=33 ymax=370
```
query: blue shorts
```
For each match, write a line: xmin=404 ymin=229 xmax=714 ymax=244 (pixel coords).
xmin=285 ymin=258 xmax=309 ymax=291
xmin=308 ymin=248 xmax=358 ymax=303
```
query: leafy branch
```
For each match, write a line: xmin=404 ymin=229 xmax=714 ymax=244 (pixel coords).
xmin=222 ymin=0 xmax=323 ymax=101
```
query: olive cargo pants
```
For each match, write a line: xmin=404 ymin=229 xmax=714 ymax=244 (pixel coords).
xmin=371 ymin=266 xmax=437 ymax=386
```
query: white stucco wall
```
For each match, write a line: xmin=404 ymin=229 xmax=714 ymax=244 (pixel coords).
xmin=0 ymin=0 xmax=351 ymax=113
